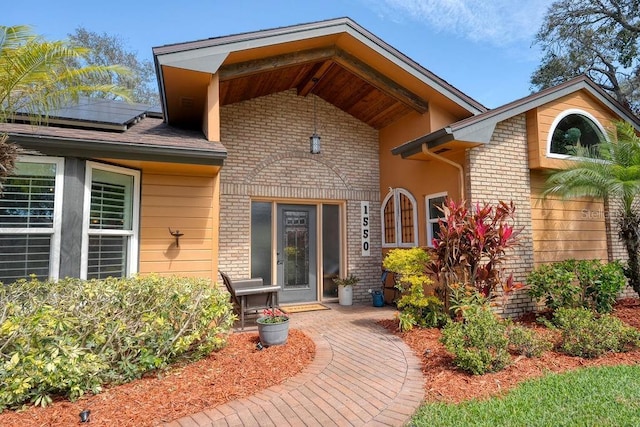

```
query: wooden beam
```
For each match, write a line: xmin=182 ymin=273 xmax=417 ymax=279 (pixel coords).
xmin=219 ymin=47 xmax=337 ymax=81
xmin=219 ymin=45 xmax=429 ymax=114
xmin=333 ymin=50 xmax=429 ymax=114
xmin=298 ymin=60 xmax=334 ymax=96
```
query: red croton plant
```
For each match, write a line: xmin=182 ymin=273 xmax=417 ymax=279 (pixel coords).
xmin=427 ymin=199 xmax=523 ymax=306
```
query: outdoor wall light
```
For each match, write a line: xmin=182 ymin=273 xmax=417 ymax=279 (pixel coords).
xmin=309 ymin=78 xmax=321 ymax=154
xmin=168 ymin=227 xmax=184 ymax=247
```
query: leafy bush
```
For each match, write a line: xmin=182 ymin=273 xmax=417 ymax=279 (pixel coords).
xmin=382 ymin=247 xmax=431 ymax=292
xmin=427 ymin=199 xmax=520 ymax=301
xmin=527 ymin=260 xmax=626 ymax=313
xmin=440 ymin=306 xmax=511 ymax=375
xmin=0 ymin=275 xmax=235 ymax=410
xmin=526 ymin=263 xmax=580 ymax=311
xmin=383 ymin=248 xmax=445 ymax=330
xmin=575 ymin=260 xmax=626 ymax=313
xmin=551 ymin=307 xmax=640 ymax=358
xmin=507 ymin=324 xmax=553 ymax=357
xmin=396 ymin=292 xmax=445 ymax=330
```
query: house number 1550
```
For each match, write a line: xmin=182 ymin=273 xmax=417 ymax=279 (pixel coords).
xmin=361 ymin=201 xmax=370 ymax=257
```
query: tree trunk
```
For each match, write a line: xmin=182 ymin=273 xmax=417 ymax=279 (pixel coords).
xmin=618 ymin=211 xmax=640 ymax=294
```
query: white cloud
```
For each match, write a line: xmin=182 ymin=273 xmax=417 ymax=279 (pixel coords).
xmin=366 ymin=0 xmax=554 ymax=46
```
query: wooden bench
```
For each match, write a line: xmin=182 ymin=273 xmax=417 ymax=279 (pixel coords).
xmin=219 ymin=271 xmax=281 ymax=330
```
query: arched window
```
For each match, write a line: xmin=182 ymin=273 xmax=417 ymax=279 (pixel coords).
xmin=381 ymin=188 xmax=418 ymax=247
xmin=547 ymin=110 xmax=607 ymax=157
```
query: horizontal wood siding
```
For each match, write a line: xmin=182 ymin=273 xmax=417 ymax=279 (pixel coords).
xmin=530 ymin=170 xmax=608 ymax=265
xmin=139 ymin=170 xmax=217 ymax=279
xmin=104 ymin=159 xmax=220 ymax=280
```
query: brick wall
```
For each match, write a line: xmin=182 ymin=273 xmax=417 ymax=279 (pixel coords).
xmin=465 ymin=114 xmax=537 ymax=317
xmin=605 ymin=197 xmax=640 ymax=299
xmin=218 ymin=89 xmax=382 ymax=303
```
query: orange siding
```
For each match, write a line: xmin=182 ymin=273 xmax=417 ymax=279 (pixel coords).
xmin=102 ymin=159 xmax=220 ymax=280
xmin=528 ymin=90 xmax=618 ymax=170
xmin=530 ymin=170 xmax=608 ymax=265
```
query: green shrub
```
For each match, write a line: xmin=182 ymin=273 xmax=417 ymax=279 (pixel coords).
xmin=440 ymin=306 xmax=511 ymax=375
xmin=383 ymin=248 xmax=445 ymax=330
xmin=397 ymin=291 xmax=445 ymax=330
xmin=527 ymin=260 xmax=626 ymax=313
xmin=507 ymin=323 xmax=553 ymax=357
xmin=551 ymin=307 xmax=640 ymax=358
xmin=0 ymin=274 xmax=235 ymax=410
xmin=526 ymin=263 xmax=580 ymax=311
xmin=382 ymin=247 xmax=431 ymax=292
xmin=576 ymin=260 xmax=626 ymax=313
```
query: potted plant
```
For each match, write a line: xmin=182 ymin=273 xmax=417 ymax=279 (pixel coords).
xmin=333 ymin=274 xmax=360 ymax=306
xmin=256 ymin=308 xmax=290 ymax=346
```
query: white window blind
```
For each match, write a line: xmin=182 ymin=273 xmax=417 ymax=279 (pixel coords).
xmin=82 ymin=163 xmax=139 ymax=280
xmin=0 ymin=158 xmax=63 ymax=284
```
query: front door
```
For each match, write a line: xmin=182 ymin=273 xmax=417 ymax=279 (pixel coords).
xmin=277 ymin=204 xmax=317 ymax=303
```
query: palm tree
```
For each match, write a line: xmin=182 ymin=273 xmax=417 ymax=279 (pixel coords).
xmin=544 ymin=121 xmax=640 ymax=293
xmin=0 ymin=25 xmax=131 ymax=191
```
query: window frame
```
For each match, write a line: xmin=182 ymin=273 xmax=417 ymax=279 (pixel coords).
xmin=0 ymin=155 xmax=64 ymax=281
xmin=381 ymin=188 xmax=418 ymax=248
xmin=81 ymin=161 xmax=140 ymax=279
xmin=425 ymin=192 xmax=448 ymax=248
xmin=546 ymin=109 xmax=609 ymax=159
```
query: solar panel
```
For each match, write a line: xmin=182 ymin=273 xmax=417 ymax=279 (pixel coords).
xmin=14 ymin=96 xmax=162 ymax=131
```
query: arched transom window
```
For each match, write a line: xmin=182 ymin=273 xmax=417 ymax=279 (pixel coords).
xmin=548 ymin=110 xmax=607 ymax=157
xmin=381 ymin=188 xmax=418 ymax=247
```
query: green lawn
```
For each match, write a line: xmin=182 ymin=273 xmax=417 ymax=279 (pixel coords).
xmin=410 ymin=365 xmax=640 ymax=427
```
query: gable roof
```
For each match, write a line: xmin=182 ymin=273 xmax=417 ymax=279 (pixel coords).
xmin=153 ymin=17 xmax=486 ymax=129
xmin=392 ymin=75 xmax=640 ymax=158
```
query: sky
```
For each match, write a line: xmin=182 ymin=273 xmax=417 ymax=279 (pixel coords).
xmin=5 ymin=0 xmax=556 ymax=109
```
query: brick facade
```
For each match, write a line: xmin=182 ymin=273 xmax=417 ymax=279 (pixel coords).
xmin=218 ymin=90 xmax=382 ymax=303
xmin=605 ymin=197 xmax=640 ymax=299
xmin=465 ymin=114 xmax=537 ymax=317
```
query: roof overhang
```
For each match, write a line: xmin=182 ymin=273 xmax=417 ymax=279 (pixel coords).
xmin=153 ymin=18 xmax=486 ymax=128
xmin=8 ymin=133 xmax=226 ymax=166
xmin=392 ymin=75 xmax=640 ymax=160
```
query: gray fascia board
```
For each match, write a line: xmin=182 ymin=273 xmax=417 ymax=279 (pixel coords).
xmin=157 ymin=52 xmax=229 ymax=74
xmin=449 ymin=123 xmax=497 ymax=145
xmin=10 ymin=134 xmax=226 ymax=166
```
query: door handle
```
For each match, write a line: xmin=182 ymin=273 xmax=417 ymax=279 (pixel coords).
xmin=277 ymin=252 xmax=283 ymax=265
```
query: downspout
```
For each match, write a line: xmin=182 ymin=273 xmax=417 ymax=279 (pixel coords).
xmin=421 ymin=143 xmax=465 ymax=201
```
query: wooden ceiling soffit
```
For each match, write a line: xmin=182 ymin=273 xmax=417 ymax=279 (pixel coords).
xmin=332 ymin=50 xmax=428 ymax=114
xmin=218 ymin=47 xmax=429 ymax=114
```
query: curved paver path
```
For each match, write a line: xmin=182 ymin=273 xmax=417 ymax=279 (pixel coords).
xmin=163 ymin=304 xmax=424 ymax=427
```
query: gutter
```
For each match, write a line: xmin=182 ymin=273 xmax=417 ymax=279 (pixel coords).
xmin=421 ymin=143 xmax=465 ymax=201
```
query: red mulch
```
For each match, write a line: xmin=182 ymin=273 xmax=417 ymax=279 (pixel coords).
xmin=378 ymin=298 xmax=640 ymax=403
xmin=0 ymin=330 xmax=315 ymax=427
xmin=3 ymin=299 xmax=640 ymax=425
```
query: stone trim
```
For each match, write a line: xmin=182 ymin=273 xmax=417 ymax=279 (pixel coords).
xmin=221 ymin=183 xmax=379 ymax=201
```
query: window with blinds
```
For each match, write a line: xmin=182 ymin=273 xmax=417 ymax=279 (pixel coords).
xmin=381 ymin=188 xmax=418 ymax=247
xmin=83 ymin=163 xmax=139 ymax=280
xmin=0 ymin=158 xmax=63 ymax=284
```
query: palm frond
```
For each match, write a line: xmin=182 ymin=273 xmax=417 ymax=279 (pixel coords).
xmin=0 ymin=25 xmax=133 ymax=124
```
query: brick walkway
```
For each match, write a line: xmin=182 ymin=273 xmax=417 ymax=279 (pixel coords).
xmin=162 ymin=303 xmax=424 ymax=427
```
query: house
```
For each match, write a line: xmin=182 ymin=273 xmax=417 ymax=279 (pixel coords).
xmin=2 ymin=18 xmax=639 ymax=315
